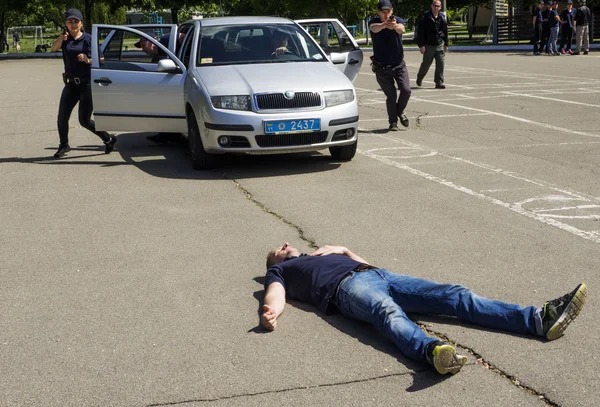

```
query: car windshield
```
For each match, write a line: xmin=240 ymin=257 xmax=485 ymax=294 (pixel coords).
xmin=197 ymin=24 xmax=327 ymax=66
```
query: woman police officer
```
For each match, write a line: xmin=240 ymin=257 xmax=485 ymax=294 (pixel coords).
xmin=51 ymin=8 xmax=117 ymax=158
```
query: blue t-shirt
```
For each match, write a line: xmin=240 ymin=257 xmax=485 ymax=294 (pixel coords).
xmin=533 ymin=7 xmax=543 ymax=25
xmin=548 ymin=10 xmax=559 ymax=28
xmin=265 ymin=254 xmax=363 ymax=314
xmin=368 ymin=15 xmax=405 ymax=66
xmin=61 ymin=32 xmax=92 ymax=79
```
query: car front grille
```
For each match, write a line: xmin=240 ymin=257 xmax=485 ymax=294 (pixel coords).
xmin=255 ymin=131 xmax=328 ymax=147
xmin=255 ymin=92 xmax=321 ymax=110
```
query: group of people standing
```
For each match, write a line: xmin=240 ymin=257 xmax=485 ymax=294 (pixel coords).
xmin=533 ymin=0 xmax=593 ymax=56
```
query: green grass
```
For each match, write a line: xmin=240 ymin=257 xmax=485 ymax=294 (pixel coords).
xmin=1 ymin=30 xmax=62 ymax=54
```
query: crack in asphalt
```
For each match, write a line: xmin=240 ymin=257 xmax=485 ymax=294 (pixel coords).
xmin=228 ymin=176 xmax=318 ymax=250
xmin=145 ymin=372 xmax=419 ymax=406
xmin=415 ymin=113 xmax=427 ymax=128
xmin=417 ymin=323 xmax=560 ymax=407
xmin=224 ymin=175 xmax=559 ymax=407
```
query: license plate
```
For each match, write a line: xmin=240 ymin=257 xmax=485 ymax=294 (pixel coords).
xmin=264 ymin=119 xmax=320 ymax=134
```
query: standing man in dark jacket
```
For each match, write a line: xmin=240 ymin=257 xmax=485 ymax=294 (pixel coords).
xmin=369 ymin=0 xmax=411 ymax=131
xmin=532 ymin=1 xmax=544 ymax=55
xmin=416 ymin=0 xmax=449 ymax=89
xmin=559 ymin=0 xmax=576 ymax=54
xmin=573 ymin=0 xmax=592 ymax=55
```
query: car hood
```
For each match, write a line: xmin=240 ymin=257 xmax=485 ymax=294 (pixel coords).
xmin=198 ymin=62 xmax=353 ymax=95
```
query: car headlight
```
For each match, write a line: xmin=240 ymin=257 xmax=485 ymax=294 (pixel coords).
xmin=210 ymin=95 xmax=251 ymax=111
xmin=324 ymin=90 xmax=354 ymax=107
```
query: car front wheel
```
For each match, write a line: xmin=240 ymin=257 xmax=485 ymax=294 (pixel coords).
xmin=188 ymin=112 xmax=219 ymax=170
xmin=329 ymin=139 xmax=357 ymax=161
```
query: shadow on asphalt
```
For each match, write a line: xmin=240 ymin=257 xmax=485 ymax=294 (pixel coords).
xmin=416 ymin=314 xmax=540 ymax=341
xmin=251 ymin=276 xmax=453 ymax=391
xmin=0 ymin=132 xmax=344 ymax=179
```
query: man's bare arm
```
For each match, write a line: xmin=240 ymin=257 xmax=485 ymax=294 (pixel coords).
xmin=395 ymin=23 xmax=406 ymax=35
xmin=310 ymin=245 xmax=369 ymax=265
xmin=369 ymin=22 xmax=388 ymax=34
xmin=261 ymin=282 xmax=286 ymax=331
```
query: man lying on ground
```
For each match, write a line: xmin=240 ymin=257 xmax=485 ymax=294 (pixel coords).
xmin=261 ymin=242 xmax=587 ymax=374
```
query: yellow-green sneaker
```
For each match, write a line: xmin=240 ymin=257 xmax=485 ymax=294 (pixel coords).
xmin=542 ymin=283 xmax=587 ymax=341
xmin=428 ymin=343 xmax=467 ymax=375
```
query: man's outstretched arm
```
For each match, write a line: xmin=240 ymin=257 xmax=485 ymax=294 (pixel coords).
xmin=262 ymin=282 xmax=286 ymax=331
xmin=310 ymin=245 xmax=369 ymax=265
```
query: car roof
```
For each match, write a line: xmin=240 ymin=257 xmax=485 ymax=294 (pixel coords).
xmin=191 ymin=16 xmax=294 ymax=27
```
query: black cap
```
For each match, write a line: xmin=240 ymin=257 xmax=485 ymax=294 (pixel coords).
xmin=133 ymin=38 xmax=149 ymax=48
xmin=65 ymin=8 xmax=83 ymax=21
xmin=538 ymin=0 xmax=544 ymax=4
xmin=377 ymin=0 xmax=393 ymax=10
xmin=567 ymin=0 xmax=573 ymax=3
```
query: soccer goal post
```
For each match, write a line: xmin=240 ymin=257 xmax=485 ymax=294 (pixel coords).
xmin=7 ymin=26 xmax=44 ymax=46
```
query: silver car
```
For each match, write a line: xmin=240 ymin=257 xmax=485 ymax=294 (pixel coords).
xmin=90 ymin=17 xmax=363 ymax=169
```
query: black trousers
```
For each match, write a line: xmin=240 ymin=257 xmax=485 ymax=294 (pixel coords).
xmin=533 ymin=24 xmax=543 ymax=53
xmin=374 ymin=60 xmax=412 ymax=124
xmin=559 ymin=26 xmax=574 ymax=51
xmin=541 ymin=26 xmax=550 ymax=53
xmin=57 ymin=82 xmax=110 ymax=146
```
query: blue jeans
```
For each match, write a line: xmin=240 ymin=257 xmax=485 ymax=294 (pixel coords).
xmin=548 ymin=26 xmax=560 ymax=54
xmin=335 ymin=269 xmax=540 ymax=363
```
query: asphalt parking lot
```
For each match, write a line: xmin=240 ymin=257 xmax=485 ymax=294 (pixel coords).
xmin=1 ymin=51 xmax=599 ymax=406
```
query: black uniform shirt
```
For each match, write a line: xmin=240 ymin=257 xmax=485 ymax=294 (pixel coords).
xmin=548 ymin=10 xmax=559 ymax=28
xmin=61 ymin=32 xmax=92 ymax=80
xmin=542 ymin=9 xmax=550 ymax=28
xmin=533 ymin=7 xmax=543 ymax=25
xmin=369 ymin=15 xmax=405 ymax=66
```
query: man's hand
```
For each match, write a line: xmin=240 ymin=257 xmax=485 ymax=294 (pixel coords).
xmin=311 ymin=245 xmax=369 ymax=264
xmin=77 ymin=53 xmax=90 ymax=64
xmin=419 ymin=46 xmax=425 ymax=55
xmin=272 ymin=46 xmax=287 ymax=56
xmin=444 ymin=45 xmax=448 ymax=53
xmin=311 ymin=245 xmax=347 ymax=257
xmin=261 ymin=304 xmax=278 ymax=331
xmin=386 ymin=18 xmax=397 ymax=30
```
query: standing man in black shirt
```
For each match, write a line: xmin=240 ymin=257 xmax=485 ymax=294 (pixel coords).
xmin=573 ymin=0 xmax=592 ymax=55
xmin=50 ymin=9 xmax=117 ymax=158
xmin=416 ymin=0 xmax=449 ymax=89
xmin=532 ymin=1 xmax=544 ymax=55
xmin=369 ymin=0 xmax=411 ymax=131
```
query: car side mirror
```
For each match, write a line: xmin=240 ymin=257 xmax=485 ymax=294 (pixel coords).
xmin=329 ymin=52 xmax=346 ymax=64
xmin=157 ymin=59 xmax=179 ymax=73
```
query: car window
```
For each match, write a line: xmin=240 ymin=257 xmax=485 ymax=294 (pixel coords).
xmin=300 ymin=22 xmax=355 ymax=54
xmin=98 ymin=27 xmax=175 ymax=70
xmin=180 ymin=25 xmax=194 ymax=67
xmin=196 ymin=24 xmax=326 ymax=66
xmin=177 ymin=23 xmax=193 ymax=58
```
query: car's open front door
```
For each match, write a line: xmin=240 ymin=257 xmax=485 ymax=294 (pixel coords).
xmin=296 ymin=19 xmax=363 ymax=83
xmin=91 ymin=24 xmax=187 ymax=134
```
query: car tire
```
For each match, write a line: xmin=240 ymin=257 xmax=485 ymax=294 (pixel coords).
xmin=329 ymin=140 xmax=357 ymax=161
xmin=187 ymin=112 xmax=219 ymax=170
